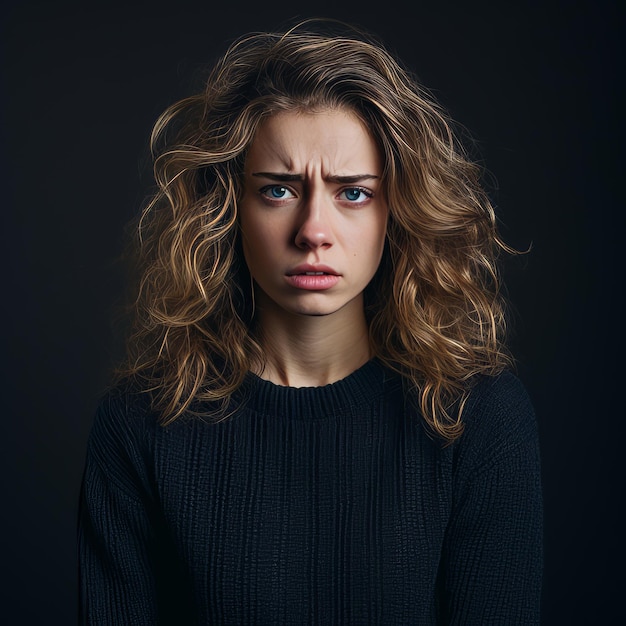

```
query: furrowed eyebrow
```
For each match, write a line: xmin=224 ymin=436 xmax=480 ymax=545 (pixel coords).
xmin=251 ymin=172 xmax=379 ymax=183
xmin=326 ymin=174 xmax=379 ymax=184
xmin=252 ymin=172 xmax=304 ymax=182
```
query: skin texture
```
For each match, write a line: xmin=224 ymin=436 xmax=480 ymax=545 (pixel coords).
xmin=239 ymin=108 xmax=389 ymax=386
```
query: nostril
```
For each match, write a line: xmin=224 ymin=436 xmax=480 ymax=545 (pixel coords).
xmin=294 ymin=226 xmax=333 ymax=249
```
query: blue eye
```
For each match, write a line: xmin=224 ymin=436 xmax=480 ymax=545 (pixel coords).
xmin=260 ymin=185 xmax=294 ymax=199
xmin=340 ymin=187 xmax=372 ymax=202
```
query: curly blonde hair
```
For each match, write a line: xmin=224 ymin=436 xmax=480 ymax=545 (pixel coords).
xmin=119 ymin=20 xmax=514 ymax=441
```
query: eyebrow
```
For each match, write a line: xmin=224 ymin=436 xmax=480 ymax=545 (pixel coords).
xmin=251 ymin=172 xmax=380 ymax=184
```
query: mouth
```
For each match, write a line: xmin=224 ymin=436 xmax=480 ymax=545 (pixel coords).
xmin=286 ymin=265 xmax=339 ymax=277
xmin=284 ymin=266 xmax=341 ymax=290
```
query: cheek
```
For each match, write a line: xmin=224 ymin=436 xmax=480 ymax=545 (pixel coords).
xmin=239 ymin=217 xmax=260 ymax=272
xmin=358 ymin=214 xmax=388 ymax=259
xmin=241 ymin=234 xmax=266 ymax=273
xmin=240 ymin=219 xmax=282 ymax=276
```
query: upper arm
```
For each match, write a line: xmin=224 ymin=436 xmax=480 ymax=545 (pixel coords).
xmin=78 ymin=391 xmax=159 ymax=625
xmin=437 ymin=373 xmax=543 ymax=624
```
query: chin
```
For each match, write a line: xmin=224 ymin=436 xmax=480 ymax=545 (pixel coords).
xmin=258 ymin=288 xmax=364 ymax=320
xmin=288 ymin=296 xmax=360 ymax=319
xmin=287 ymin=303 xmax=340 ymax=317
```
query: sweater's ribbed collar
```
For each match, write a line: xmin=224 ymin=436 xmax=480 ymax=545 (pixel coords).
xmin=234 ymin=359 xmax=391 ymax=420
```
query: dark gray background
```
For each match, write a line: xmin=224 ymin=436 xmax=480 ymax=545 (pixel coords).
xmin=2 ymin=0 xmax=623 ymax=623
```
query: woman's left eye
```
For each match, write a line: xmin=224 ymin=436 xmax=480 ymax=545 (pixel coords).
xmin=339 ymin=187 xmax=372 ymax=203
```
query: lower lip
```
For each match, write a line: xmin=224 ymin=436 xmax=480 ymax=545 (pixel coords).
xmin=285 ymin=274 xmax=340 ymax=290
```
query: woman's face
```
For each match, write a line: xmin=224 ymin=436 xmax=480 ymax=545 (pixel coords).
xmin=239 ymin=108 xmax=388 ymax=320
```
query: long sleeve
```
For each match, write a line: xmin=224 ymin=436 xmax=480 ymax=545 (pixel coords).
xmin=437 ymin=372 xmax=543 ymax=624
xmin=78 ymin=391 xmax=160 ymax=625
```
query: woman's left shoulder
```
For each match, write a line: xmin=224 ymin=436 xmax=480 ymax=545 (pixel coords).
xmin=457 ymin=370 xmax=539 ymax=462
xmin=466 ymin=369 xmax=535 ymax=416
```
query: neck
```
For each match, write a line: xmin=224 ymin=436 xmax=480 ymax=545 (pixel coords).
xmin=253 ymin=296 xmax=372 ymax=387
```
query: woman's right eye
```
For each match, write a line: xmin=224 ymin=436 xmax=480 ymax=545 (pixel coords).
xmin=259 ymin=185 xmax=296 ymax=200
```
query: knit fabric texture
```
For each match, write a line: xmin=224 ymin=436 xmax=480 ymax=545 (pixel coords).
xmin=78 ymin=360 xmax=543 ymax=624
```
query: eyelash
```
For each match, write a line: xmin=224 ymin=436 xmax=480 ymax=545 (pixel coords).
xmin=339 ymin=187 xmax=373 ymax=203
xmin=258 ymin=185 xmax=374 ymax=204
xmin=259 ymin=185 xmax=296 ymax=200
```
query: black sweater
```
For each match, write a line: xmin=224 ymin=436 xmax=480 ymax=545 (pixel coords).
xmin=78 ymin=360 xmax=543 ymax=624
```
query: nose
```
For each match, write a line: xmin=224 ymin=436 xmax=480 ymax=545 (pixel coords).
xmin=294 ymin=192 xmax=334 ymax=250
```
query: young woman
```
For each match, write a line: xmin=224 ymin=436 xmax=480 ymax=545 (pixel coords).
xmin=78 ymin=20 xmax=543 ymax=625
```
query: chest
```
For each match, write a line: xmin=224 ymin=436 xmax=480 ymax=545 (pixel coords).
xmin=150 ymin=412 xmax=453 ymax=622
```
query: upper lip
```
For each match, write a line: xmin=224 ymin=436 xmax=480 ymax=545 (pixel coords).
xmin=286 ymin=264 xmax=340 ymax=276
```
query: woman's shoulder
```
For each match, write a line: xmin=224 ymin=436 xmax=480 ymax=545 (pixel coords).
xmin=454 ymin=369 xmax=540 ymax=470
xmin=94 ymin=376 xmax=156 ymax=424
xmin=86 ymin=378 xmax=158 ymax=463
xmin=82 ymin=379 xmax=163 ymax=504
xmin=466 ymin=369 xmax=535 ymax=419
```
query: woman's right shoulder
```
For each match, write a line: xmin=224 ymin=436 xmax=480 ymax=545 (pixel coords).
xmin=83 ymin=379 xmax=161 ymax=500
xmin=88 ymin=378 xmax=158 ymax=456
xmin=97 ymin=376 xmax=154 ymax=416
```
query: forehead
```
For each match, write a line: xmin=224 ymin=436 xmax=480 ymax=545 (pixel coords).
xmin=245 ymin=108 xmax=382 ymax=174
